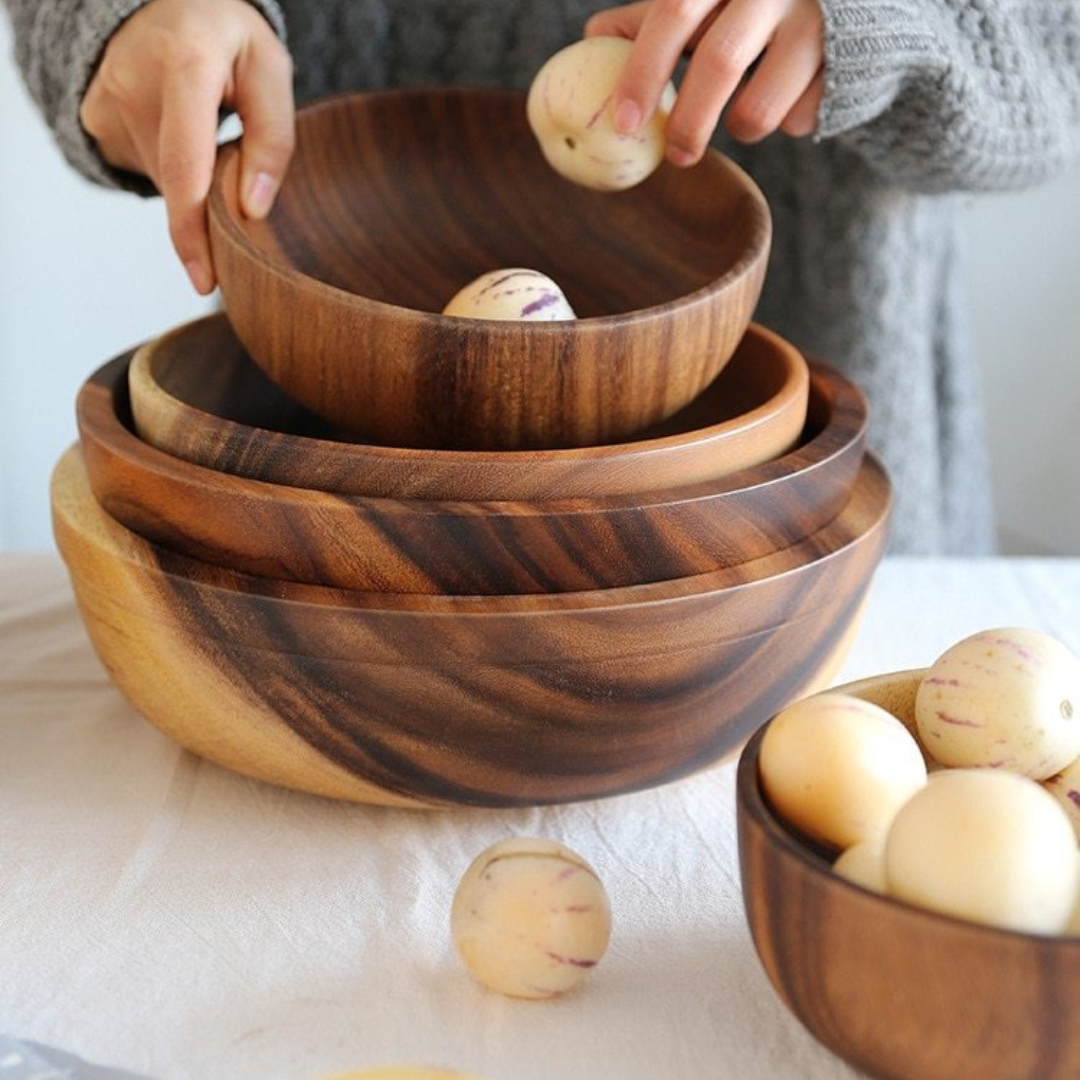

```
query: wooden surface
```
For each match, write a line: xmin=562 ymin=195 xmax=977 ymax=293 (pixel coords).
xmin=128 ymin=316 xmax=809 ymax=501
xmin=737 ymin=672 xmax=1080 ymax=1080
xmin=207 ymin=89 xmax=771 ymax=449
xmin=83 ymin=350 xmax=864 ymax=595
xmin=51 ymin=445 xmax=890 ymax=808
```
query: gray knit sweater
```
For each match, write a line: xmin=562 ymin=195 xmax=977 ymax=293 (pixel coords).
xmin=5 ymin=0 xmax=1080 ymax=553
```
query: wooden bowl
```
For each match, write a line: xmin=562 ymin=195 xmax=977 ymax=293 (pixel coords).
xmin=128 ymin=316 xmax=809 ymax=501
xmin=52 ymin=444 xmax=890 ymax=808
xmin=206 ymin=88 xmax=771 ymax=450
xmin=737 ymin=670 xmax=1080 ymax=1080
xmin=80 ymin=350 xmax=865 ymax=595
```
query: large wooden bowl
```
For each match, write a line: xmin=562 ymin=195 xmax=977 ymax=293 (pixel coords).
xmin=128 ymin=317 xmax=809 ymax=501
xmin=52 ymin=445 xmax=890 ymax=808
xmin=737 ymin=671 xmax=1080 ymax=1080
xmin=206 ymin=89 xmax=771 ymax=450
xmin=80 ymin=351 xmax=865 ymax=595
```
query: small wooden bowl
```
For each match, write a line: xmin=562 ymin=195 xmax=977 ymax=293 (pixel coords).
xmin=81 ymin=350 xmax=864 ymax=595
xmin=737 ymin=671 xmax=1080 ymax=1080
xmin=128 ymin=316 xmax=809 ymax=501
xmin=52 ymin=445 xmax=890 ymax=808
xmin=207 ymin=89 xmax=771 ymax=449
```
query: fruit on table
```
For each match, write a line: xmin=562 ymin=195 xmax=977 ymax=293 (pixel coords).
xmin=451 ymin=837 xmax=611 ymax=999
xmin=759 ymin=693 xmax=928 ymax=849
xmin=442 ymin=268 xmax=576 ymax=321
xmin=915 ymin=627 xmax=1080 ymax=779
xmin=885 ymin=768 xmax=1080 ymax=934
xmin=526 ymin=36 xmax=676 ymax=191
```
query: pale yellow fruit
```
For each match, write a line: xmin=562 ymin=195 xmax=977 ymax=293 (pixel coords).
xmin=1066 ymin=854 xmax=1080 ymax=935
xmin=450 ymin=837 xmax=611 ymax=999
xmin=442 ymin=268 xmax=575 ymax=321
xmin=915 ymin=627 xmax=1080 ymax=779
xmin=885 ymin=768 xmax=1080 ymax=934
xmin=833 ymin=834 xmax=888 ymax=894
xmin=1044 ymin=753 xmax=1080 ymax=840
xmin=759 ymin=692 xmax=928 ymax=849
xmin=526 ymin=36 xmax=676 ymax=191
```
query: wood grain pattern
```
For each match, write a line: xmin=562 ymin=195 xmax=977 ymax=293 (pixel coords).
xmin=207 ymin=89 xmax=771 ymax=449
xmin=128 ymin=316 xmax=809 ymax=501
xmin=737 ymin=673 xmax=1080 ymax=1080
xmin=82 ymin=350 xmax=864 ymax=595
xmin=52 ymin=446 xmax=890 ymax=808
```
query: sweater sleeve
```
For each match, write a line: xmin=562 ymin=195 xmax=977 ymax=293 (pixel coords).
xmin=1 ymin=0 xmax=288 ymax=192
xmin=816 ymin=0 xmax=1080 ymax=193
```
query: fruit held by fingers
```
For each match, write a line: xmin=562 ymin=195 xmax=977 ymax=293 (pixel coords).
xmin=527 ymin=36 xmax=675 ymax=191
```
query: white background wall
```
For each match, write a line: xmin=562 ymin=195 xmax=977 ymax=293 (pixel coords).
xmin=2 ymin=14 xmax=1078 ymax=555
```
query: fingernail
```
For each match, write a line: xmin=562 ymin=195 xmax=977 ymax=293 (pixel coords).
xmin=244 ymin=171 xmax=277 ymax=218
xmin=614 ymin=100 xmax=642 ymax=133
xmin=185 ymin=260 xmax=214 ymax=295
xmin=667 ymin=145 xmax=696 ymax=167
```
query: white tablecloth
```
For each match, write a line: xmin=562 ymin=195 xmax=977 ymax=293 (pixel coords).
xmin=2 ymin=554 xmax=1079 ymax=1080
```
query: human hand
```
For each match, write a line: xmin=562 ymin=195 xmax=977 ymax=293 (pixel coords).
xmin=585 ymin=0 xmax=823 ymax=166
xmin=80 ymin=0 xmax=295 ymax=294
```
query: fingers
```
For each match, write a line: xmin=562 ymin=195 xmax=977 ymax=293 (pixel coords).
xmin=599 ymin=0 xmax=719 ymax=139
xmin=780 ymin=69 xmax=824 ymax=137
xmin=158 ymin=57 xmax=228 ymax=294
xmin=233 ymin=33 xmax=295 ymax=220
xmin=664 ymin=0 xmax=779 ymax=162
xmin=581 ymin=0 xmax=824 ymax=165
xmin=77 ymin=0 xmax=296 ymax=295
xmin=723 ymin=4 xmax=824 ymax=143
xmin=584 ymin=1 xmax=652 ymax=42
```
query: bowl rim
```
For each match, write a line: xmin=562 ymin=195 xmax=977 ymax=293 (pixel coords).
xmin=56 ymin=440 xmax=891 ymax=619
xmin=737 ymin=672 xmax=1080 ymax=949
xmin=130 ymin=317 xmax=810 ymax=470
xmin=108 ymin=347 xmax=865 ymax=518
xmin=206 ymin=86 xmax=773 ymax=331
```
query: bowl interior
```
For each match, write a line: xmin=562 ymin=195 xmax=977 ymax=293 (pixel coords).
xmin=229 ymin=88 xmax=766 ymax=318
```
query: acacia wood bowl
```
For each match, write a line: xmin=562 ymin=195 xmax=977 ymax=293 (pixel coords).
xmin=737 ymin=670 xmax=1080 ymax=1080
xmin=206 ymin=88 xmax=771 ymax=450
xmin=52 ymin=445 xmax=890 ymax=808
xmin=80 ymin=349 xmax=865 ymax=595
xmin=128 ymin=316 xmax=809 ymax=501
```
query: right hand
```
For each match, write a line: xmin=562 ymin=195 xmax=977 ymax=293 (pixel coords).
xmin=80 ymin=0 xmax=295 ymax=294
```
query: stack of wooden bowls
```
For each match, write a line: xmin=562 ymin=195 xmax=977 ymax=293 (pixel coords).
xmin=52 ymin=89 xmax=891 ymax=809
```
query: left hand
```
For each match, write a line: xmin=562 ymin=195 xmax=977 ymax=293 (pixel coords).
xmin=585 ymin=0 xmax=824 ymax=166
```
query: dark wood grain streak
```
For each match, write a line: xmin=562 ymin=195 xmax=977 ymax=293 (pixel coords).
xmin=207 ymin=89 xmax=771 ymax=449
xmin=737 ymin=679 xmax=1080 ymax=1080
xmin=53 ymin=446 xmax=889 ymax=807
xmin=81 ymin=350 xmax=865 ymax=595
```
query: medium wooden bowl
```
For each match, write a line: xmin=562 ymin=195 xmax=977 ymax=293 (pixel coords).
xmin=128 ymin=316 xmax=809 ymax=501
xmin=53 ymin=447 xmax=890 ymax=808
xmin=737 ymin=670 xmax=1080 ymax=1080
xmin=206 ymin=88 xmax=771 ymax=450
xmin=81 ymin=350 xmax=864 ymax=595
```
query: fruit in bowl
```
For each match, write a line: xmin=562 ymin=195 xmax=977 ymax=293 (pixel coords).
xmin=738 ymin=626 xmax=1080 ymax=1080
xmin=442 ymin=268 xmax=576 ymax=321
